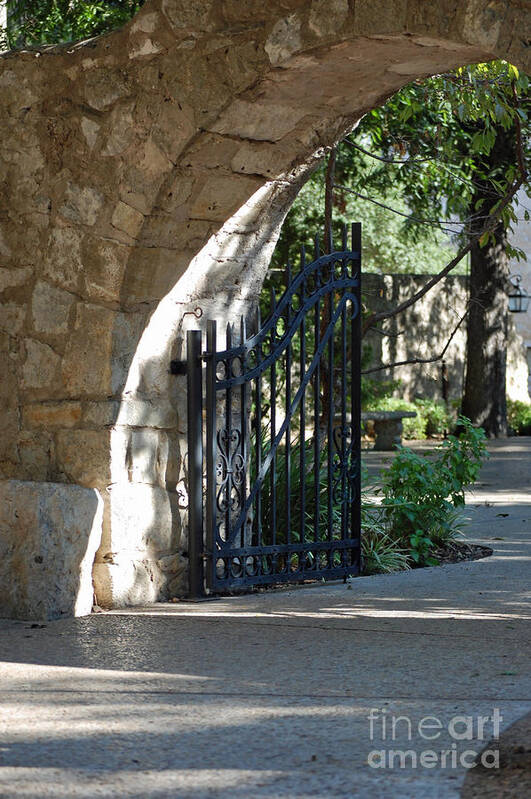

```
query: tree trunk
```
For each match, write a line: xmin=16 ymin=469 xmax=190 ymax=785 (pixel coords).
xmin=461 ymin=129 xmax=514 ymax=437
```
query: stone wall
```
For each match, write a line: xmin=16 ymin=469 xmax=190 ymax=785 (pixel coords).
xmin=0 ymin=0 xmax=529 ymax=618
xmin=364 ymin=274 xmax=530 ymax=404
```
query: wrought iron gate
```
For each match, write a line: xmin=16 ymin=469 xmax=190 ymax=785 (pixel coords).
xmin=183 ymin=224 xmax=362 ymax=596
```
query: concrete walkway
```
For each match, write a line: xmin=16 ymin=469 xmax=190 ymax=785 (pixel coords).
xmin=0 ymin=439 xmax=529 ymax=798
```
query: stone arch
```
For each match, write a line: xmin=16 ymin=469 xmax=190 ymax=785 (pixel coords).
xmin=0 ymin=0 xmax=528 ymax=616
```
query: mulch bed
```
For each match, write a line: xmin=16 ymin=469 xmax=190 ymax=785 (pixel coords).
xmin=432 ymin=540 xmax=493 ymax=565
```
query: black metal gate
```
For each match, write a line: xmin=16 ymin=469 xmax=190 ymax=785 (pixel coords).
xmin=184 ymin=224 xmax=362 ymax=596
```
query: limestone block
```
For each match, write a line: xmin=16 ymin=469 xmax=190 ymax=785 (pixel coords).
xmin=159 ymin=552 xmax=188 ymax=598
xmin=17 ymin=430 xmax=53 ymax=482
xmin=129 ymin=37 xmax=164 ymax=59
xmin=0 ymin=227 xmax=12 ymax=258
xmin=0 ymin=267 xmax=32 ymax=294
xmin=463 ymin=0 xmax=503 ymax=50
xmin=0 ymin=480 xmax=103 ymax=620
xmin=354 ymin=0 xmax=408 ymax=34
xmin=190 ymin=175 xmax=263 ymax=221
xmin=0 ymin=409 xmax=19 ymax=464
xmin=59 ymin=183 xmax=104 ymax=226
xmin=80 ymin=117 xmax=101 ymax=150
xmin=265 ymin=14 xmax=302 ymax=65
xmin=221 ymin=0 xmax=274 ymax=23
xmin=111 ymin=201 xmax=145 ymax=239
xmin=127 ymin=428 xmax=169 ymax=486
xmin=84 ymin=400 xmax=121 ymax=427
xmin=31 ymin=281 xmax=74 ymax=336
xmin=137 ymin=138 xmax=173 ymax=181
xmin=209 ymin=99 xmax=308 ymax=142
xmin=92 ymin=558 xmax=162 ymax=608
xmin=61 ymin=304 xmax=114 ymax=396
xmin=119 ymin=246 xmax=194 ymax=304
xmin=115 ymin=396 xmax=177 ymax=429
xmin=56 ymin=430 xmax=111 ymax=488
xmin=231 ymin=141 xmax=294 ymax=178
xmin=81 ymin=238 xmax=130 ymax=303
xmin=161 ymin=0 xmax=217 ymax=30
xmin=148 ymin=98 xmax=196 ymax=163
xmin=21 ymin=339 xmax=61 ymax=390
xmin=0 ymin=68 xmax=39 ymax=112
xmin=103 ymin=482 xmax=179 ymax=554
xmin=309 ymin=0 xmax=349 ymax=37
xmin=0 ymin=353 xmax=17 ymax=408
xmin=43 ymin=227 xmax=83 ymax=292
xmin=93 ymin=482 xmax=184 ymax=607
xmin=131 ymin=10 xmax=159 ymax=33
xmin=101 ymin=105 xmax=135 ymax=157
xmin=0 ymin=302 xmax=26 ymax=334
xmin=182 ymin=134 xmax=240 ymax=171
xmin=110 ymin=310 xmax=146 ymax=395
xmin=84 ymin=68 xmax=131 ymax=111
xmin=120 ymin=141 xmax=173 ymax=210
xmin=0 ymin=333 xmax=20 ymax=463
xmin=22 ymin=402 xmax=82 ymax=430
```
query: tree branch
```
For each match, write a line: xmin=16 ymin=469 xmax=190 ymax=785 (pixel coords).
xmin=361 ymin=170 xmax=525 ymax=337
xmin=362 ymin=309 xmax=469 ymax=374
xmin=343 ymin=138 xmax=502 ymax=197
xmin=369 ymin=325 xmax=404 ymax=338
xmin=334 ymin=183 xmax=465 ymax=233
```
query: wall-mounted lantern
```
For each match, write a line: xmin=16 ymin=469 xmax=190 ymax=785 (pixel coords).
xmin=508 ymin=274 xmax=530 ymax=314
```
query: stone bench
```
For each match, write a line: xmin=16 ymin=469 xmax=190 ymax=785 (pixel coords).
xmin=361 ymin=410 xmax=417 ymax=451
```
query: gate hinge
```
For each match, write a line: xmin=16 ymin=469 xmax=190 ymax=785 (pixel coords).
xmin=170 ymin=359 xmax=187 ymax=375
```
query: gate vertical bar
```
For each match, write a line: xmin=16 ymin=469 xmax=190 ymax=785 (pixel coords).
xmin=205 ymin=320 xmax=217 ymax=590
xmin=351 ymin=222 xmax=362 ymax=567
xmin=187 ymin=329 xmax=205 ymax=598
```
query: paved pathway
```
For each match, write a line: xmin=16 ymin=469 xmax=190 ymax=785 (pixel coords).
xmin=0 ymin=439 xmax=529 ymax=798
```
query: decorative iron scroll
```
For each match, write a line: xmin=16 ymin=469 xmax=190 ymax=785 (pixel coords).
xmin=215 ymin=429 xmax=245 ymax=514
xmin=186 ymin=223 xmax=362 ymax=595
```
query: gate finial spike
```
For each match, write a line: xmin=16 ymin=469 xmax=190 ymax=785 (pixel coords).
xmin=240 ymin=314 xmax=246 ymax=344
xmin=342 ymin=223 xmax=348 ymax=251
xmin=286 ymin=258 xmax=292 ymax=285
xmin=300 ymin=244 xmax=306 ymax=270
xmin=314 ymin=235 xmax=319 ymax=262
xmin=226 ymin=321 xmax=232 ymax=347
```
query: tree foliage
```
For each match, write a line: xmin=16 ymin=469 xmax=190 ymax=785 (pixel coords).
xmin=273 ymin=61 xmax=529 ymax=275
xmin=271 ymin=154 xmax=457 ymax=276
xmin=350 ymin=61 xmax=529 ymax=252
xmin=0 ymin=0 xmax=143 ymax=48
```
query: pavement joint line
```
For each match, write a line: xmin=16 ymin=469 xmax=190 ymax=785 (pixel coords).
xmin=2 ymin=690 xmax=530 ymax=700
xmin=93 ymin=617 xmax=531 ymax=640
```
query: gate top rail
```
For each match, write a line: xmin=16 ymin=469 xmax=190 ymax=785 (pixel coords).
xmin=205 ymin=230 xmax=361 ymax=390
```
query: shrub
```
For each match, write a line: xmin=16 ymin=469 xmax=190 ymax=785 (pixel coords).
xmin=414 ymin=398 xmax=451 ymax=437
xmin=507 ymin=399 xmax=531 ymax=435
xmin=379 ymin=416 xmax=487 ymax=565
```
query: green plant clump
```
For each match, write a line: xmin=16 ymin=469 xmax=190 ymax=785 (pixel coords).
xmin=507 ymin=399 xmax=531 ymax=435
xmin=251 ymin=416 xmax=486 ymax=576
xmin=379 ymin=416 xmax=487 ymax=566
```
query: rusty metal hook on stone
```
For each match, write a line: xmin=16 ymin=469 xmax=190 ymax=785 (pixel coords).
xmin=182 ymin=307 xmax=203 ymax=320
